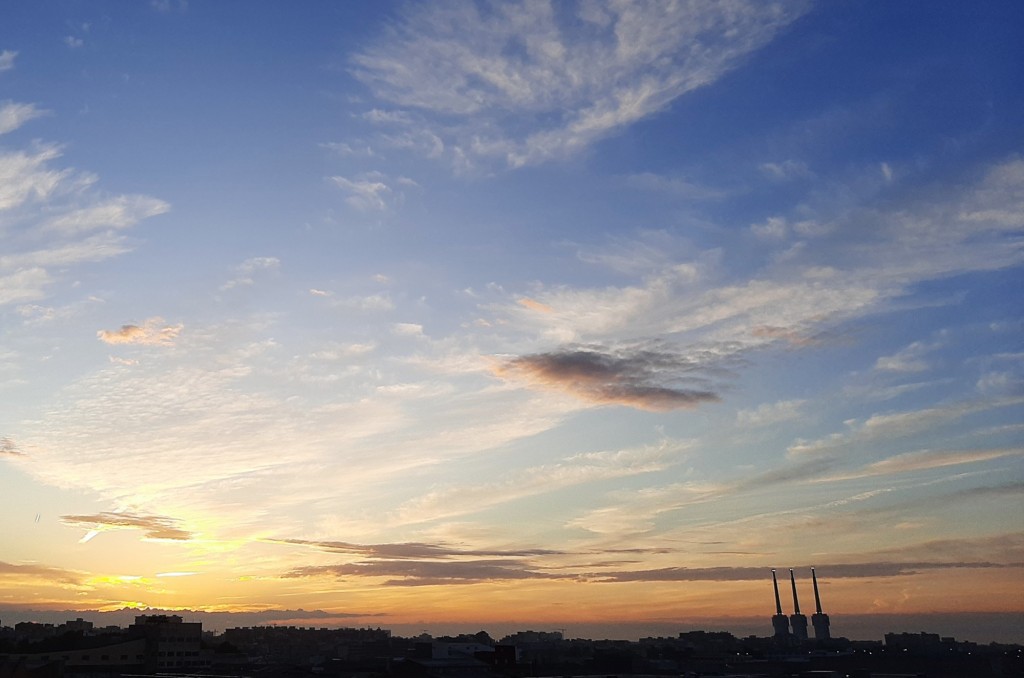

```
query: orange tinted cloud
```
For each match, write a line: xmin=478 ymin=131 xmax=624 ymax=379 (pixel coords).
xmin=517 ymin=297 xmax=553 ymax=313
xmin=97 ymin=317 xmax=182 ymax=346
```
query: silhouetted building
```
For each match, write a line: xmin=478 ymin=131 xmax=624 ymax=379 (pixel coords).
xmin=127 ymin=614 xmax=204 ymax=672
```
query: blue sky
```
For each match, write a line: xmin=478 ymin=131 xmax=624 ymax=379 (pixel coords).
xmin=1 ymin=1 xmax=1022 ymax=641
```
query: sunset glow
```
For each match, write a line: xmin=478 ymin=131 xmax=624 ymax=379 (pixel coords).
xmin=1 ymin=1 xmax=1022 ymax=643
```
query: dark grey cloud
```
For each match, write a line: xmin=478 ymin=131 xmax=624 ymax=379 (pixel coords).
xmin=499 ymin=345 xmax=721 ymax=411
xmin=285 ymin=558 xmax=566 ymax=586
xmin=588 ymin=561 xmax=1024 ymax=583
xmin=275 ymin=538 xmax=564 ymax=560
xmin=60 ymin=511 xmax=192 ymax=540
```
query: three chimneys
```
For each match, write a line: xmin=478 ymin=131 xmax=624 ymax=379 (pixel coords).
xmin=771 ymin=567 xmax=830 ymax=642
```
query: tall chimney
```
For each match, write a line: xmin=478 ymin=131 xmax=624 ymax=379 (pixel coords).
xmin=812 ymin=566 xmax=823 ymax=614
xmin=789 ymin=569 xmax=808 ymax=642
xmin=770 ymin=569 xmax=790 ymax=642
xmin=790 ymin=568 xmax=802 ymax=614
xmin=810 ymin=567 xmax=831 ymax=640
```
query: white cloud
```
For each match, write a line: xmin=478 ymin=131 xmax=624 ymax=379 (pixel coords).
xmin=319 ymin=141 xmax=376 ymax=158
xmin=566 ymin=478 xmax=722 ymax=536
xmin=44 ymin=195 xmax=170 ymax=235
xmin=351 ymin=0 xmax=810 ymax=168
xmin=873 ymin=340 xmax=935 ymax=373
xmin=393 ymin=322 xmax=423 ymax=337
xmin=309 ymin=341 xmax=376 ymax=361
xmin=390 ymin=438 xmax=690 ymax=526
xmin=221 ymin=256 xmax=280 ymax=290
xmin=625 ymin=172 xmax=722 ymax=200
xmin=488 ymin=157 xmax=1024 ymax=375
xmin=0 ymin=234 xmax=132 ymax=271
xmin=0 ymin=142 xmax=167 ymax=307
xmin=760 ymin=159 xmax=811 ymax=181
xmin=787 ymin=398 xmax=1021 ymax=460
xmin=0 ymin=101 xmax=47 ymax=135
xmin=736 ymin=399 xmax=806 ymax=428
xmin=361 ymin=108 xmax=413 ymax=125
xmin=333 ymin=293 xmax=393 ymax=311
xmin=237 ymin=256 xmax=280 ymax=273
xmin=64 ymin=36 xmax=84 ymax=49
xmin=750 ymin=216 xmax=788 ymax=239
xmin=976 ymin=370 xmax=1024 ymax=397
xmin=0 ymin=144 xmax=68 ymax=210
xmin=150 ymin=0 xmax=187 ymax=12
xmin=330 ymin=175 xmax=392 ymax=211
xmin=0 ymin=50 xmax=16 ymax=72
xmin=0 ymin=267 xmax=51 ymax=305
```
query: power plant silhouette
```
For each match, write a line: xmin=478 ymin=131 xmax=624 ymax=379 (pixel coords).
xmin=770 ymin=567 xmax=830 ymax=642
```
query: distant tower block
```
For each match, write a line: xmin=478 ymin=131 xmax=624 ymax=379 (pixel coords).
xmin=770 ymin=569 xmax=790 ymax=641
xmin=788 ymin=569 xmax=808 ymax=642
xmin=810 ymin=567 xmax=831 ymax=640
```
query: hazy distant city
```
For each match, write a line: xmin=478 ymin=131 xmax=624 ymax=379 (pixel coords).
xmin=3 ymin=568 xmax=1022 ymax=677
xmin=2 ymin=610 xmax=1021 ymax=678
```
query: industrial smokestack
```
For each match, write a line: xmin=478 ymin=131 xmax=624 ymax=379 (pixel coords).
xmin=772 ymin=569 xmax=783 ymax=615
xmin=770 ymin=569 xmax=790 ymax=642
xmin=788 ymin=569 xmax=808 ymax=642
xmin=810 ymin=567 xmax=831 ymax=640
xmin=790 ymin=568 xmax=801 ymax=614
xmin=812 ymin=566 xmax=823 ymax=614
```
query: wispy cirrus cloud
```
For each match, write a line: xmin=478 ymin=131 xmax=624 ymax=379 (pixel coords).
xmin=787 ymin=397 xmax=1022 ymax=460
xmin=221 ymin=256 xmax=280 ymax=290
xmin=589 ymin=559 xmax=1023 ymax=583
xmin=0 ymin=144 xmax=68 ymax=212
xmin=760 ymin=159 xmax=812 ymax=181
xmin=874 ymin=340 xmax=939 ymax=373
xmin=1 ymin=140 xmax=168 ymax=308
xmin=624 ymin=172 xmax=724 ymax=200
xmin=0 ymin=561 xmax=84 ymax=586
xmin=823 ymin=448 xmax=1024 ymax=482
xmin=43 ymin=195 xmax=169 ymax=235
xmin=60 ymin=511 xmax=193 ymax=541
xmin=352 ymin=0 xmax=810 ymax=169
xmin=97 ymin=317 xmax=183 ymax=346
xmin=390 ymin=438 xmax=690 ymax=526
xmin=490 ymin=158 xmax=1024 ymax=409
xmin=329 ymin=172 xmax=417 ymax=212
xmin=0 ymin=101 xmax=47 ymax=136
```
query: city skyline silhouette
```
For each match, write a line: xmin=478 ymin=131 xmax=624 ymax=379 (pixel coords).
xmin=0 ymin=1 xmax=1021 ymax=648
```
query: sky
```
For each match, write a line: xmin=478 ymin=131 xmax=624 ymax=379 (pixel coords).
xmin=1 ymin=0 xmax=1022 ymax=643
